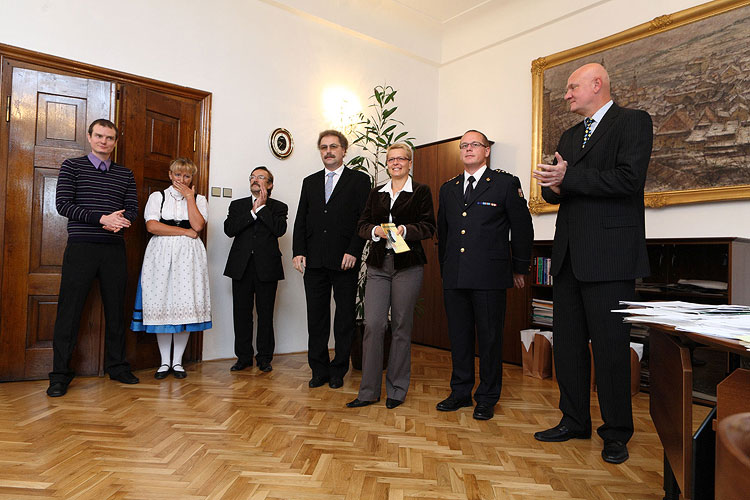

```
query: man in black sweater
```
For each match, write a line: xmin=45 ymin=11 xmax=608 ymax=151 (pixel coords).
xmin=47 ymin=119 xmax=140 ymax=397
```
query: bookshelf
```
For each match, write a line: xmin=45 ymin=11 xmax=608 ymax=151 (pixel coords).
xmin=514 ymin=238 xmax=750 ymax=397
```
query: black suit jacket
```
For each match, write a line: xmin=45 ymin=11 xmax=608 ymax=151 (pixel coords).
xmin=357 ymin=181 xmax=435 ymax=269
xmin=223 ymin=196 xmax=288 ymax=282
xmin=542 ymin=103 xmax=653 ymax=282
xmin=438 ymin=168 xmax=533 ymax=290
xmin=292 ymin=167 xmax=370 ymax=269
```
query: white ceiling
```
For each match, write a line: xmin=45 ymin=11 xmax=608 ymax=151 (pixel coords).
xmin=391 ymin=0 xmax=493 ymax=24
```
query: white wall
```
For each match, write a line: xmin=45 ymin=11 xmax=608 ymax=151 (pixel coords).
xmin=2 ymin=0 xmax=440 ymax=360
xmin=437 ymin=0 xmax=750 ymax=241
xmin=3 ymin=0 xmax=747 ymax=361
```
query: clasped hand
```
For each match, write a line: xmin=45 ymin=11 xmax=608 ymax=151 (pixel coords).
xmin=533 ymin=152 xmax=567 ymax=194
xmin=253 ymin=183 xmax=268 ymax=212
xmin=101 ymin=209 xmax=130 ymax=233
xmin=374 ymin=225 xmax=405 ymax=239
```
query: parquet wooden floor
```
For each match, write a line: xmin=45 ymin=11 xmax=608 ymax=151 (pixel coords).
xmin=0 ymin=345 xmax=709 ymax=500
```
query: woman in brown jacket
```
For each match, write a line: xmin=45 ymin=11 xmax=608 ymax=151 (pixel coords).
xmin=346 ymin=143 xmax=435 ymax=409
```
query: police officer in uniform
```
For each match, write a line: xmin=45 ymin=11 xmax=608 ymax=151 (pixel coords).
xmin=436 ymin=129 xmax=534 ymax=420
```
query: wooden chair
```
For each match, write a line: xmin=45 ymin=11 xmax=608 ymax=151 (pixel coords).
xmin=716 ymin=412 xmax=750 ymax=500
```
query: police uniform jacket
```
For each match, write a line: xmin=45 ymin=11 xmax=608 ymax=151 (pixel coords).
xmin=438 ymin=168 xmax=533 ymax=290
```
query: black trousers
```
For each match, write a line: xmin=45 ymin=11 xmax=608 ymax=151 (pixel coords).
xmin=49 ymin=241 xmax=130 ymax=384
xmin=231 ymin=256 xmax=278 ymax=365
xmin=443 ymin=288 xmax=507 ymax=405
xmin=303 ymin=266 xmax=357 ymax=379
xmin=553 ymin=253 xmax=635 ymax=443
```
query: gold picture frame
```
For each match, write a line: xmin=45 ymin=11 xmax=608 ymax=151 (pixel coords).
xmin=529 ymin=0 xmax=750 ymax=214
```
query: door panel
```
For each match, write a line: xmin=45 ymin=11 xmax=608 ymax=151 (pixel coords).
xmin=412 ymin=140 xmax=463 ymax=350
xmin=0 ymin=64 xmax=112 ymax=380
xmin=119 ymin=84 xmax=203 ymax=370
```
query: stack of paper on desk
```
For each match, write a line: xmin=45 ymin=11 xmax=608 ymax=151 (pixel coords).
xmin=613 ymin=301 xmax=750 ymax=349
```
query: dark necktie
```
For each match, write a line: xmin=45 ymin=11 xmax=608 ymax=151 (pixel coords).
xmin=582 ymin=117 xmax=594 ymax=148
xmin=464 ymin=175 xmax=475 ymax=204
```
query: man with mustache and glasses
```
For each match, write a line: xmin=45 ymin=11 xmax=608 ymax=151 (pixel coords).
xmin=292 ymin=130 xmax=370 ymax=390
xmin=224 ymin=166 xmax=288 ymax=373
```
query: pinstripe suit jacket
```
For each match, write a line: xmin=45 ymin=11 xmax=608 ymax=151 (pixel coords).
xmin=542 ymin=103 xmax=653 ymax=282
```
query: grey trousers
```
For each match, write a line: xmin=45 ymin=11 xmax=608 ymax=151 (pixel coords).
xmin=358 ymin=254 xmax=424 ymax=402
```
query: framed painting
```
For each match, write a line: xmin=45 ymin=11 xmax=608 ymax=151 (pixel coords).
xmin=529 ymin=0 xmax=750 ymax=214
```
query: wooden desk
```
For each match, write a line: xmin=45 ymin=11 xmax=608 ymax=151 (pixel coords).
xmin=648 ymin=324 xmax=750 ymax=500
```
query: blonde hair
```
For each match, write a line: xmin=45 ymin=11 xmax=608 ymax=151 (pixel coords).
xmin=169 ymin=157 xmax=198 ymax=176
xmin=386 ymin=142 xmax=413 ymax=161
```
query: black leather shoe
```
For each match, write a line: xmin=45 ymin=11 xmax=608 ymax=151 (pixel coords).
xmin=346 ymin=398 xmax=379 ymax=408
xmin=534 ymin=424 xmax=591 ymax=442
xmin=436 ymin=395 xmax=473 ymax=412
xmin=230 ymin=360 xmax=251 ymax=371
xmin=110 ymin=371 xmax=139 ymax=384
xmin=329 ymin=376 xmax=344 ymax=389
xmin=154 ymin=365 xmax=171 ymax=380
xmin=385 ymin=398 xmax=403 ymax=409
xmin=258 ymin=362 xmax=273 ymax=373
xmin=46 ymin=382 xmax=68 ymax=397
xmin=602 ymin=440 xmax=629 ymax=464
xmin=172 ymin=364 xmax=187 ymax=379
xmin=473 ymin=402 xmax=494 ymax=420
xmin=309 ymin=375 xmax=329 ymax=388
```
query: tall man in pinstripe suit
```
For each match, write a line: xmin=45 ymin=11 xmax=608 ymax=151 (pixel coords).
xmin=532 ymin=63 xmax=653 ymax=464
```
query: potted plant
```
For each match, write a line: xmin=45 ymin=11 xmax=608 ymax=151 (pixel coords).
xmin=346 ymin=84 xmax=414 ymax=370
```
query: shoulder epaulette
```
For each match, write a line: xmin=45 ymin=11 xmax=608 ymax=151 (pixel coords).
xmin=443 ymin=173 xmax=462 ymax=186
xmin=491 ymin=168 xmax=513 ymax=176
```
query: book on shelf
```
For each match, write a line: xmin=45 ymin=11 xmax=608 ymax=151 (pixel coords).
xmin=531 ymin=298 xmax=553 ymax=327
xmin=534 ymin=257 xmax=553 ymax=285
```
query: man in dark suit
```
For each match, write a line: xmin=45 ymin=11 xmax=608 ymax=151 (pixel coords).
xmin=224 ymin=166 xmax=288 ymax=373
xmin=292 ymin=130 xmax=370 ymax=389
xmin=437 ymin=129 xmax=533 ymax=420
xmin=532 ymin=63 xmax=653 ymax=464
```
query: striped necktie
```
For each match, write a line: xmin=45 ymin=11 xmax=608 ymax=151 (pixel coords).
xmin=582 ymin=117 xmax=594 ymax=148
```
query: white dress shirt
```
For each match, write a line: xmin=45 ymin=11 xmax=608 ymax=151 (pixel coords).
xmin=323 ymin=164 xmax=346 ymax=193
xmin=587 ymin=99 xmax=614 ymax=136
xmin=371 ymin=177 xmax=412 ymax=244
xmin=464 ymin=165 xmax=488 ymax=193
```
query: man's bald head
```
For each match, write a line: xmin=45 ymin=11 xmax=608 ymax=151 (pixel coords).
xmin=565 ymin=63 xmax=612 ymax=117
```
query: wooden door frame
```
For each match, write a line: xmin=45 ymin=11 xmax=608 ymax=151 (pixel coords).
xmin=0 ymin=42 xmax=211 ymax=195
xmin=0 ymin=42 xmax=212 ymax=362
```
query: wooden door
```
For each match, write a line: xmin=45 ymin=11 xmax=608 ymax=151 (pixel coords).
xmin=412 ymin=137 xmax=525 ymax=364
xmin=0 ymin=63 xmax=113 ymax=380
xmin=412 ymin=138 xmax=463 ymax=350
xmin=118 ymin=85 xmax=204 ymax=370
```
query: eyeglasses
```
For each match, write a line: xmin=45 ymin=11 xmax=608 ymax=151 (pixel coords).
xmin=459 ymin=142 xmax=488 ymax=150
xmin=249 ymin=174 xmax=268 ymax=181
xmin=319 ymin=144 xmax=342 ymax=151
xmin=387 ymin=156 xmax=410 ymax=164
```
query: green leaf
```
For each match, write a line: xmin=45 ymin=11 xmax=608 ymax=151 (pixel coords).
xmin=382 ymin=107 xmax=397 ymax=120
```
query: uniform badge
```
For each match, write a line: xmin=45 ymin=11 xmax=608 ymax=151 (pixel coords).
xmin=518 ymin=187 xmax=524 ymax=198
